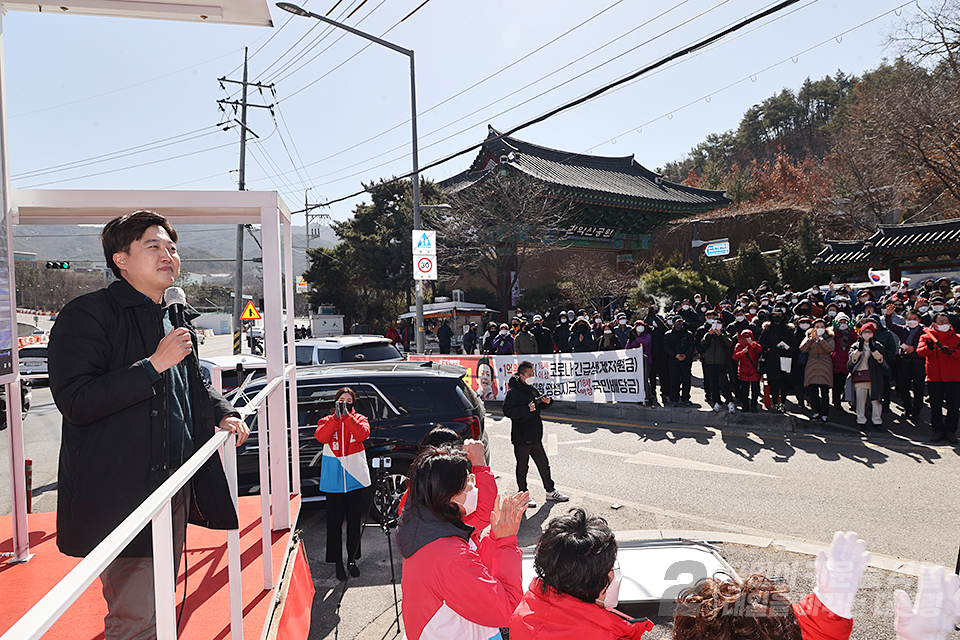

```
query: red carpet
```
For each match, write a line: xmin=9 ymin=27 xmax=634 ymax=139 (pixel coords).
xmin=0 ymin=495 xmax=303 ymax=640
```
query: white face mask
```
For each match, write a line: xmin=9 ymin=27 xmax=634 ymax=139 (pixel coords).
xmin=499 ymin=329 xmax=508 ymax=336
xmin=602 ymin=566 xmax=622 ymax=608
xmin=792 ymin=298 xmax=799 ymax=304
xmin=736 ymin=315 xmax=746 ymax=322
xmin=828 ymin=310 xmax=837 ymax=317
xmin=454 ymin=486 xmax=479 ymax=516
xmin=636 ymin=326 xmax=645 ymax=333
xmin=839 ymin=323 xmax=849 ymax=330
xmin=799 ymin=323 xmax=810 ymax=330
xmin=938 ymin=324 xmax=952 ymax=332
xmin=682 ymin=305 xmax=690 ymax=311
xmin=933 ymin=305 xmax=945 ymax=312
xmin=816 ymin=327 xmax=826 ymax=335
xmin=560 ymin=317 xmax=567 ymax=323
xmin=862 ymin=333 xmax=874 ymax=341
xmin=919 ymin=306 xmax=929 ymax=313
xmin=907 ymin=320 xmax=920 ymax=328
xmin=619 ymin=319 xmax=627 ymax=325
xmin=694 ymin=296 xmax=701 ymax=303
xmin=604 ymin=330 xmax=612 ymax=335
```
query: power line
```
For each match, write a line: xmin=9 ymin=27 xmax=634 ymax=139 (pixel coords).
xmin=314 ymin=0 xmax=807 ymax=207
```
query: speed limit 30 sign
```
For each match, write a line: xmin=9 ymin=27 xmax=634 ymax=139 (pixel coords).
xmin=414 ymin=255 xmax=437 ymax=280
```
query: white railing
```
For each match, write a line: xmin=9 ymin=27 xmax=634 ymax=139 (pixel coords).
xmin=3 ymin=363 xmax=296 ymax=640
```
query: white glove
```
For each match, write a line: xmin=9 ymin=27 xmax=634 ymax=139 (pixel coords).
xmin=895 ymin=566 xmax=960 ymax=640
xmin=813 ymin=531 xmax=870 ymax=619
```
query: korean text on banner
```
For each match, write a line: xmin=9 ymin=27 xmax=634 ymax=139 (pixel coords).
xmin=409 ymin=348 xmax=645 ymax=403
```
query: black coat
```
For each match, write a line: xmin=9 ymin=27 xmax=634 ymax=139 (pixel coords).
xmin=553 ymin=322 xmax=571 ymax=352
xmin=530 ymin=324 xmax=555 ymax=354
xmin=462 ymin=329 xmax=478 ymax=354
xmin=502 ymin=375 xmax=549 ymax=445
xmin=664 ymin=328 xmax=696 ymax=361
xmin=49 ymin=279 xmax=239 ymax=558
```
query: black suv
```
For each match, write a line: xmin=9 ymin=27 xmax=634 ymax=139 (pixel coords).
xmin=229 ymin=361 xmax=486 ymax=522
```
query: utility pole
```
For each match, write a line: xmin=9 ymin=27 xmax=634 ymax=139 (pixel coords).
xmin=218 ymin=48 xmax=274 ymax=354
xmin=302 ymin=189 xmax=329 ymax=329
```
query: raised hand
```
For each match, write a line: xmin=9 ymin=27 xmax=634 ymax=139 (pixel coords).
xmin=490 ymin=491 xmax=529 ymax=539
xmin=813 ymin=531 xmax=871 ymax=619
xmin=895 ymin=566 xmax=960 ymax=640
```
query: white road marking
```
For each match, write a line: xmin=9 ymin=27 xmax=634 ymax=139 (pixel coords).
xmin=558 ymin=439 xmax=593 ymax=446
xmin=546 ymin=433 xmax=558 ymax=456
xmin=576 ymin=446 xmax=779 ymax=478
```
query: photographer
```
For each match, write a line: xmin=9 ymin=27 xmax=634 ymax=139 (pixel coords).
xmin=503 ymin=361 xmax=568 ymax=508
xmin=315 ymin=387 xmax=370 ymax=580
xmin=509 ymin=508 xmax=654 ymax=639
xmin=700 ymin=314 xmax=736 ymax=413
xmin=916 ymin=313 xmax=960 ymax=444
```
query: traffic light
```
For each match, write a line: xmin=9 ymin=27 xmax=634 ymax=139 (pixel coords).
xmin=45 ymin=261 xmax=70 ymax=269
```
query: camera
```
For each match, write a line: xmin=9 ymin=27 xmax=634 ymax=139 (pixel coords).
xmin=371 ymin=457 xmax=392 ymax=469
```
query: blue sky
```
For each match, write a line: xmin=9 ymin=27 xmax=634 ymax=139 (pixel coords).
xmin=2 ymin=0 xmax=918 ymax=227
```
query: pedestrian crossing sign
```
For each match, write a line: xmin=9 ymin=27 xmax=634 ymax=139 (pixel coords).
xmin=240 ymin=301 xmax=262 ymax=320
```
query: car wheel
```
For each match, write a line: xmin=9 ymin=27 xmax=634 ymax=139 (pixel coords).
xmin=369 ymin=459 xmax=410 ymax=526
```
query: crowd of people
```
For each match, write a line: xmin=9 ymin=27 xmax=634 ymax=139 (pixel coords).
xmin=460 ymin=277 xmax=960 ymax=442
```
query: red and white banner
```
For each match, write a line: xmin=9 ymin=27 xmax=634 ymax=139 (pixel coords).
xmin=409 ymin=348 xmax=645 ymax=403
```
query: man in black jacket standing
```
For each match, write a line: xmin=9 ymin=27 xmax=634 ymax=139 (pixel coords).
xmin=502 ymin=361 xmax=569 ymax=508
xmin=48 ymin=211 xmax=249 ymax=640
xmin=664 ymin=315 xmax=696 ymax=406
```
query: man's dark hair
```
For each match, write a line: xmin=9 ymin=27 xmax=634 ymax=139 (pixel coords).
xmin=407 ymin=447 xmax=472 ymax=529
xmin=672 ymin=574 xmax=802 ymax=640
xmin=534 ymin=507 xmax=617 ymax=603
xmin=422 ymin=426 xmax=462 ymax=450
xmin=517 ymin=361 xmax=534 ymax=375
xmin=101 ymin=210 xmax=178 ymax=279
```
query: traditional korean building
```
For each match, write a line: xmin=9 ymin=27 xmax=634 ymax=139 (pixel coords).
xmin=813 ymin=218 xmax=960 ymax=281
xmin=440 ymin=126 xmax=731 ymax=256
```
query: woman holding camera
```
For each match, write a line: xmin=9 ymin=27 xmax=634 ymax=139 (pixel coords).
xmin=848 ymin=322 xmax=887 ymax=428
xmin=396 ymin=447 xmax=528 ymax=640
xmin=315 ymin=386 xmax=370 ymax=580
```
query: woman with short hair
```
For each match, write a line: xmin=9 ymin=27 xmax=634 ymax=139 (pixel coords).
xmin=509 ymin=508 xmax=654 ymax=640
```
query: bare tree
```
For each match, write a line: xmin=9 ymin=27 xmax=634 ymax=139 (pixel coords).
xmin=426 ymin=172 xmax=569 ymax=316
xmin=558 ymin=253 xmax=635 ymax=315
xmin=888 ymin=0 xmax=960 ymax=79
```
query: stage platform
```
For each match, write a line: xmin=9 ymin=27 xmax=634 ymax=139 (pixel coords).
xmin=0 ymin=495 xmax=308 ymax=640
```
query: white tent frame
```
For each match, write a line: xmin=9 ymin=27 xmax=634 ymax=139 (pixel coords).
xmin=5 ymin=188 xmax=300 ymax=563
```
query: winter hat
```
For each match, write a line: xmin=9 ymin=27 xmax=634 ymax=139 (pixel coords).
xmin=835 ymin=312 xmax=850 ymax=324
xmin=858 ymin=321 xmax=878 ymax=335
xmin=739 ymin=328 xmax=754 ymax=339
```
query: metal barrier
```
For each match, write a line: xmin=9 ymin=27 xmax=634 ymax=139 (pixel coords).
xmin=2 ymin=363 xmax=296 ymax=640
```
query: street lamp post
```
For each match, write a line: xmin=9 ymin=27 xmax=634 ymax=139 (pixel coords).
xmin=277 ymin=1 xmax=423 ymax=351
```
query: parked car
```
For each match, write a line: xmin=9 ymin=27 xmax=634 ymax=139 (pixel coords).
xmin=18 ymin=345 xmax=48 ymax=381
xmin=290 ymin=336 xmax=404 ymax=366
xmin=228 ymin=361 xmax=486 ymax=523
xmin=0 ymin=380 xmax=32 ymax=429
xmin=199 ymin=355 xmax=268 ymax=394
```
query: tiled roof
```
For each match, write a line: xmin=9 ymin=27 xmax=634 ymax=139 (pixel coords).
xmin=813 ymin=218 xmax=960 ymax=270
xmin=440 ymin=127 xmax=730 ymax=214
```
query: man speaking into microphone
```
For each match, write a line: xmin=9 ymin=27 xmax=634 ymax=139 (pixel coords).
xmin=48 ymin=210 xmax=249 ymax=640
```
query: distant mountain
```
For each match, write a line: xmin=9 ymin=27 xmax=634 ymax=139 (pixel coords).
xmin=11 ymin=223 xmax=338 ymax=277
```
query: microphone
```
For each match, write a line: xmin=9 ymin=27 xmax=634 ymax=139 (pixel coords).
xmin=163 ymin=286 xmax=187 ymax=329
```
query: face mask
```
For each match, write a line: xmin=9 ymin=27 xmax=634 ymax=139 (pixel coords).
xmin=741 ymin=299 xmax=750 ymax=306
xmin=736 ymin=315 xmax=745 ymax=322
xmin=694 ymin=296 xmax=701 ymax=303
xmin=454 ymin=486 xmax=479 ymax=516
xmin=604 ymin=330 xmax=612 ymax=335
xmin=500 ymin=329 xmax=508 ymax=336
xmin=749 ymin=308 xmax=757 ymax=314
xmin=862 ymin=333 xmax=874 ymax=341
xmin=828 ymin=310 xmax=837 ymax=317
xmin=792 ymin=298 xmax=799 ymax=304
xmin=773 ymin=316 xmax=783 ymax=323
xmin=816 ymin=327 xmax=826 ymax=336
xmin=560 ymin=317 xmax=567 ymax=323
xmin=799 ymin=323 xmax=810 ymax=330
xmin=933 ymin=305 xmax=945 ymax=312
xmin=682 ymin=305 xmax=690 ymax=311
xmin=619 ymin=319 xmax=627 ymax=325
xmin=919 ymin=306 xmax=929 ymax=313
xmin=907 ymin=320 xmax=920 ymax=328
xmin=602 ymin=566 xmax=622 ymax=608
xmin=839 ymin=323 xmax=849 ymax=330
xmin=938 ymin=324 xmax=952 ymax=332
xmin=636 ymin=326 xmax=645 ymax=333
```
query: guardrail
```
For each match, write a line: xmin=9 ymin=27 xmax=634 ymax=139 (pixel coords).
xmin=3 ymin=363 xmax=297 ymax=640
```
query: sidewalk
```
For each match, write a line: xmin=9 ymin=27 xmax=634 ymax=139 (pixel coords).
xmin=532 ymin=362 xmax=940 ymax=445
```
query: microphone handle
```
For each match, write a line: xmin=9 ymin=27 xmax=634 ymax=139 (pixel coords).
xmin=169 ymin=304 xmax=185 ymax=330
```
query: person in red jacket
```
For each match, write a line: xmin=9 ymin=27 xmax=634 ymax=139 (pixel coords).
xmin=733 ymin=329 xmax=763 ymax=412
xmin=314 ymin=387 xmax=371 ymax=580
xmin=916 ymin=313 xmax=960 ymax=444
xmin=673 ymin=531 xmax=870 ymax=640
xmin=509 ymin=508 xmax=654 ymax=640
xmin=395 ymin=447 xmax=528 ymax=640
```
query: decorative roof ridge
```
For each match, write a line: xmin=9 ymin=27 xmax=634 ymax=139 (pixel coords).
xmin=875 ymin=217 xmax=960 ymax=234
xmin=486 ymin=126 xmax=638 ymax=168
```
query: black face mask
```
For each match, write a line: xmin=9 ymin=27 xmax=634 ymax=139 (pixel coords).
xmin=773 ymin=315 xmax=784 ymax=323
